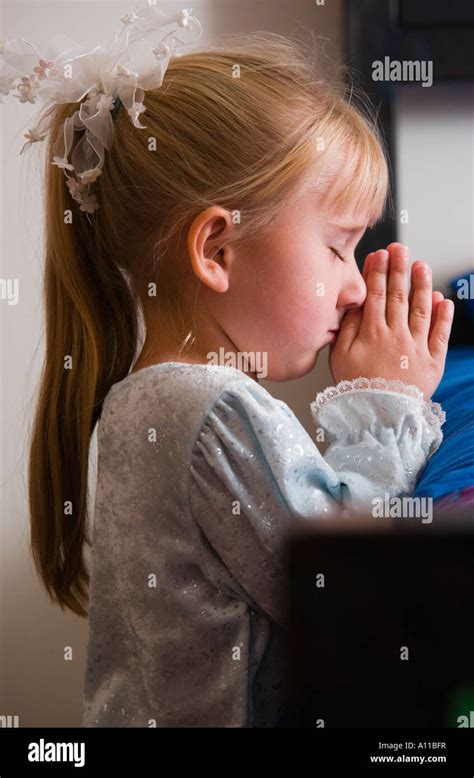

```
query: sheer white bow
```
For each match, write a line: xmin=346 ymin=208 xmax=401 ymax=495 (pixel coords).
xmin=0 ymin=5 xmax=203 ymax=216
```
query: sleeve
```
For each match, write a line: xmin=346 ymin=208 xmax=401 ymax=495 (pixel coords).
xmin=188 ymin=376 xmax=445 ymax=628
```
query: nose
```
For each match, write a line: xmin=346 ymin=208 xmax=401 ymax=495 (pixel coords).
xmin=338 ymin=263 xmax=367 ymax=310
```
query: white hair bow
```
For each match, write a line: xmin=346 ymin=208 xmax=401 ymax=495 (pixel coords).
xmin=0 ymin=4 xmax=203 ymax=217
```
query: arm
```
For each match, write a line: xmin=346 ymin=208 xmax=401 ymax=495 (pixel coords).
xmin=188 ymin=376 xmax=444 ymax=628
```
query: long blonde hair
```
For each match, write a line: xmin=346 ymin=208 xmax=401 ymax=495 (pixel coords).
xmin=27 ymin=31 xmax=392 ymax=617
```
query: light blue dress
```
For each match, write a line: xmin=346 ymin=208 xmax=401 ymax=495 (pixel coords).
xmin=82 ymin=362 xmax=445 ymax=728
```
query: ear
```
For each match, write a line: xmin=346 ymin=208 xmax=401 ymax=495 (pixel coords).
xmin=187 ymin=206 xmax=234 ymax=293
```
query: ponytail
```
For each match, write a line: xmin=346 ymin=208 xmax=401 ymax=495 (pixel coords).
xmin=28 ymin=104 xmax=138 ymax=617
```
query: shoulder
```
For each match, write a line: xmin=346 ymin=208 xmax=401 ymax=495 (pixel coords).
xmin=192 ymin=372 xmax=312 ymax=467
xmin=100 ymin=362 xmax=284 ymax=438
xmin=201 ymin=372 xmax=292 ymax=424
xmin=107 ymin=361 xmax=257 ymax=406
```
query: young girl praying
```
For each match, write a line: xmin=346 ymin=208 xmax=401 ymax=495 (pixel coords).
xmin=25 ymin=29 xmax=453 ymax=727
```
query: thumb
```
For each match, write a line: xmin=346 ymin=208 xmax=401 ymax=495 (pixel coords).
xmin=336 ymin=307 xmax=363 ymax=350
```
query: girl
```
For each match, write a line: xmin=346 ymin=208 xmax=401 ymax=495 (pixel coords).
xmin=26 ymin=33 xmax=453 ymax=728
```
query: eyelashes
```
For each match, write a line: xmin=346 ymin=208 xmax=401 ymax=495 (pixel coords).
xmin=330 ymin=247 xmax=347 ymax=262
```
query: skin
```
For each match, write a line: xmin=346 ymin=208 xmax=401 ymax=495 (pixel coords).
xmin=132 ymin=189 xmax=454 ymax=397
xmin=330 ymin=246 xmax=453 ymax=398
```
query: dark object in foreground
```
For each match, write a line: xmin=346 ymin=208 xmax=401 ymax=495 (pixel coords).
xmin=283 ymin=508 xmax=474 ymax=727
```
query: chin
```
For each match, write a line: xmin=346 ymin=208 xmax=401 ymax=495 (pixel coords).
xmin=265 ymin=350 xmax=321 ymax=382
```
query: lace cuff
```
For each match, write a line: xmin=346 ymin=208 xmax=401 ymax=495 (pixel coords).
xmin=311 ymin=377 xmax=445 ymax=432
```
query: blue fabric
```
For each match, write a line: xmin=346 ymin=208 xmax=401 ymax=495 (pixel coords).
xmin=414 ymin=346 xmax=474 ymax=499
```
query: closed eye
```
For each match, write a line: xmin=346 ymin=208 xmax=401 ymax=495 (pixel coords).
xmin=330 ymin=247 xmax=347 ymax=262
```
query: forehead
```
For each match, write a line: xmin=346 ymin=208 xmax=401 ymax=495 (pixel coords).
xmin=302 ymin=185 xmax=372 ymax=229
xmin=319 ymin=199 xmax=371 ymax=234
xmin=301 ymin=138 xmax=387 ymax=230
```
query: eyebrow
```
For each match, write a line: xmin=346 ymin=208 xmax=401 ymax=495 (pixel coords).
xmin=328 ymin=223 xmax=367 ymax=235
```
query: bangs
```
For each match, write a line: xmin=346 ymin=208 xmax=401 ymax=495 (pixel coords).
xmin=323 ymin=129 xmax=390 ymax=227
xmin=301 ymin=113 xmax=391 ymax=228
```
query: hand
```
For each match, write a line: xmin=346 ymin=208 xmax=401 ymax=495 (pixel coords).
xmin=330 ymin=243 xmax=454 ymax=399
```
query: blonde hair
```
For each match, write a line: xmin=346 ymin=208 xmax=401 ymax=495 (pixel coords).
xmin=27 ymin=31 xmax=392 ymax=617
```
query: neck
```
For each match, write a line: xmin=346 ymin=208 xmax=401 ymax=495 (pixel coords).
xmin=131 ymin=304 xmax=259 ymax=382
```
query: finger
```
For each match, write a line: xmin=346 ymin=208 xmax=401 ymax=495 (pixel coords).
xmin=429 ymin=291 xmax=444 ymax=339
xmin=428 ymin=299 xmax=454 ymax=360
xmin=336 ymin=306 xmax=363 ymax=350
xmin=386 ymin=243 xmax=409 ymax=329
xmin=362 ymin=252 xmax=375 ymax=283
xmin=360 ymin=249 xmax=389 ymax=333
xmin=408 ymin=262 xmax=432 ymax=340
xmin=408 ymin=260 xmax=425 ymax=306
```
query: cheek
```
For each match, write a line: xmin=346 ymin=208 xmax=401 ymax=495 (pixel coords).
xmin=254 ymin=261 xmax=336 ymax=344
xmin=227 ymin=238 xmax=339 ymax=346
xmin=269 ymin=252 xmax=337 ymax=319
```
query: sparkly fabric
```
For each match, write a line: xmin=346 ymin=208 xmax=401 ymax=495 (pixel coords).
xmin=81 ymin=362 xmax=444 ymax=728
